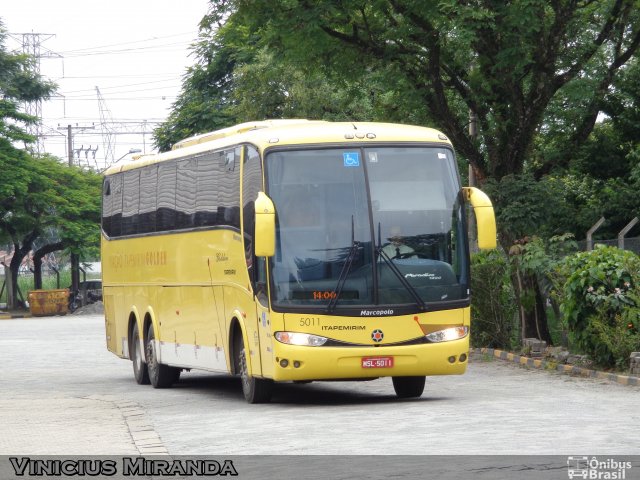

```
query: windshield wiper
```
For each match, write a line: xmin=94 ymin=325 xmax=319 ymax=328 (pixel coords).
xmin=376 ymin=245 xmax=427 ymax=312
xmin=327 ymin=216 xmax=360 ymax=313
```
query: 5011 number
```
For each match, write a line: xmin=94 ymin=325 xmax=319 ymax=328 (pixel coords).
xmin=299 ymin=317 xmax=321 ymax=327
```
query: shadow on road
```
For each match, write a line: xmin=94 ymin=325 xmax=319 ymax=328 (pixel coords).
xmin=170 ymin=372 xmax=451 ymax=406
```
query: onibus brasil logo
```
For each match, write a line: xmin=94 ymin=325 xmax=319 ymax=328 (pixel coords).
xmin=567 ymin=456 xmax=633 ymax=479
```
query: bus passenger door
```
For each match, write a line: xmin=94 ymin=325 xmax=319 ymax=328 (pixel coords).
xmin=253 ymin=257 xmax=274 ymax=379
xmin=242 ymin=145 xmax=274 ymax=379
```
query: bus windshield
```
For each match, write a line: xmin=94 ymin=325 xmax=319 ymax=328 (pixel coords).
xmin=266 ymin=146 xmax=469 ymax=313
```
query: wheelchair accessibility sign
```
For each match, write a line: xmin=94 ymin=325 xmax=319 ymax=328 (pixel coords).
xmin=343 ymin=152 xmax=360 ymax=167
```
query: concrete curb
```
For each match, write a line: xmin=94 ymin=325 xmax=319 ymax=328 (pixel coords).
xmin=0 ymin=311 xmax=32 ymax=320
xmin=474 ymin=348 xmax=640 ymax=387
xmin=84 ymin=395 xmax=169 ymax=455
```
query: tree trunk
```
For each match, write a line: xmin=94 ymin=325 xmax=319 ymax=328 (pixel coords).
xmin=8 ymin=254 xmax=23 ymax=310
xmin=514 ymin=272 xmax=553 ymax=345
xmin=7 ymin=230 xmax=39 ymax=310
xmin=5 ymin=263 xmax=15 ymax=309
xmin=33 ymin=242 xmax=65 ymax=290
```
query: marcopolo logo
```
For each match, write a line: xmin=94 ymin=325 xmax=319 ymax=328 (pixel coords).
xmin=567 ymin=456 xmax=633 ymax=479
xmin=360 ymin=309 xmax=394 ymax=316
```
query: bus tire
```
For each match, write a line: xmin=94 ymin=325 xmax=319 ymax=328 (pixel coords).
xmin=236 ymin=334 xmax=272 ymax=403
xmin=392 ymin=376 xmax=426 ymax=398
xmin=145 ymin=324 xmax=180 ymax=388
xmin=131 ymin=322 xmax=150 ymax=385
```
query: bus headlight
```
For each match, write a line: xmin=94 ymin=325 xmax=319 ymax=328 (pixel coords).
xmin=426 ymin=326 xmax=469 ymax=343
xmin=275 ymin=331 xmax=328 ymax=347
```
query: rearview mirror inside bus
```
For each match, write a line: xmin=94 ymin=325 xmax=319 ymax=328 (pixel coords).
xmin=463 ymin=187 xmax=497 ymax=250
xmin=254 ymin=191 xmax=276 ymax=257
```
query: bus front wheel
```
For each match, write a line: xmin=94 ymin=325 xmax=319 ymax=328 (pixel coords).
xmin=235 ymin=334 xmax=273 ymax=404
xmin=145 ymin=325 xmax=181 ymax=388
xmin=131 ymin=322 xmax=150 ymax=385
xmin=392 ymin=376 xmax=426 ymax=398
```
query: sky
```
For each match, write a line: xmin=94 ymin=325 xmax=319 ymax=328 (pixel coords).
xmin=1 ymin=0 xmax=210 ymax=169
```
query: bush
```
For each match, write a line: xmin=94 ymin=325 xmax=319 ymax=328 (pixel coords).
xmin=471 ymin=250 xmax=518 ymax=349
xmin=557 ymin=246 xmax=640 ymax=369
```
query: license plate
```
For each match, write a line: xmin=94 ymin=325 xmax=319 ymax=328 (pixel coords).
xmin=361 ymin=356 xmax=394 ymax=368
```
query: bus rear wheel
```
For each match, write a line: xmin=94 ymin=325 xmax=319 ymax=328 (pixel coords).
xmin=145 ymin=325 xmax=181 ymax=388
xmin=392 ymin=376 xmax=426 ymax=398
xmin=131 ymin=322 xmax=150 ymax=385
xmin=236 ymin=334 xmax=272 ymax=404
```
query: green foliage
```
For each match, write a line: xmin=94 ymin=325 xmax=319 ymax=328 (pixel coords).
xmin=470 ymin=250 xmax=518 ymax=349
xmin=230 ymin=0 xmax=640 ymax=180
xmin=482 ymin=175 xmax=572 ymax=246
xmin=507 ymin=234 xmax=578 ymax=344
xmin=0 ymin=153 xmax=101 ymax=251
xmin=557 ymin=246 xmax=640 ymax=369
xmin=153 ymin=7 xmax=419 ymax=151
xmin=591 ymin=306 xmax=640 ymax=371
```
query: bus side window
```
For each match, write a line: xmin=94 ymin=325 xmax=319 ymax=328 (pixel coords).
xmin=157 ymin=162 xmax=177 ymax=232
xmin=121 ymin=170 xmax=140 ymax=236
xmin=219 ymin=148 xmax=241 ymax=229
xmin=102 ymin=178 xmax=112 ymax=236
xmin=176 ymin=159 xmax=197 ymax=229
xmin=196 ymin=154 xmax=218 ymax=227
xmin=139 ymin=165 xmax=158 ymax=234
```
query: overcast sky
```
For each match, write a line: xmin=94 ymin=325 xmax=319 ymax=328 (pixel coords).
xmin=2 ymin=0 xmax=210 ymax=168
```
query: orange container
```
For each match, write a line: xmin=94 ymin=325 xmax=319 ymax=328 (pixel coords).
xmin=28 ymin=289 xmax=69 ymax=316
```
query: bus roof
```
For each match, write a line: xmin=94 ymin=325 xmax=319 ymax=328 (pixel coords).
xmin=103 ymin=120 xmax=452 ymax=175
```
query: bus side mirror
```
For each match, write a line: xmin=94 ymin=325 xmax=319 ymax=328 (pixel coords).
xmin=463 ymin=187 xmax=497 ymax=250
xmin=254 ymin=192 xmax=276 ymax=257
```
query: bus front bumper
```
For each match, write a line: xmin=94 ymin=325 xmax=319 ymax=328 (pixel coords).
xmin=269 ymin=337 xmax=470 ymax=382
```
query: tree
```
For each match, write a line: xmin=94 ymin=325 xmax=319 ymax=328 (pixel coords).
xmin=232 ymin=0 xmax=639 ymax=183
xmin=153 ymin=8 xmax=239 ymax=151
xmin=154 ymin=7 xmax=399 ymax=150
xmin=0 ymin=150 xmax=101 ymax=308
xmin=157 ymin=1 xmax=640 ymax=345
xmin=0 ymin=22 xmax=56 ymax=307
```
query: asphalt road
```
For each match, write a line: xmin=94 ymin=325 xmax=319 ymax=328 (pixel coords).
xmin=1 ymin=313 xmax=638 ymax=461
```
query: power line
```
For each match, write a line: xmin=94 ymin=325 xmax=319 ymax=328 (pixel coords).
xmin=61 ymin=79 xmax=181 ymax=95
xmin=60 ymin=42 xmax=192 ymax=58
xmin=57 ymin=32 xmax=196 ymax=54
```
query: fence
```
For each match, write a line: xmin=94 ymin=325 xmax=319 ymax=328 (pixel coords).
xmin=577 ymin=236 xmax=640 ymax=255
xmin=0 ymin=261 xmax=101 ymax=308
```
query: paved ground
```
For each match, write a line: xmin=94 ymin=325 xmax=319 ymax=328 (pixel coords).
xmin=1 ymin=313 xmax=639 ymax=460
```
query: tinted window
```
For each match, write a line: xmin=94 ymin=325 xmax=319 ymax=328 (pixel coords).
xmin=176 ymin=159 xmax=197 ymax=229
xmin=102 ymin=173 xmax=124 ymax=237
xmin=195 ymin=154 xmax=218 ymax=227
xmin=103 ymin=147 xmax=244 ymax=238
xmin=102 ymin=178 xmax=113 ymax=236
xmin=121 ymin=170 xmax=140 ymax=236
xmin=157 ymin=162 xmax=177 ymax=232
xmin=218 ymin=148 xmax=241 ymax=229
xmin=139 ymin=165 xmax=158 ymax=234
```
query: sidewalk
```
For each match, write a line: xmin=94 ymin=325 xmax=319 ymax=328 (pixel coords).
xmin=476 ymin=347 xmax=640 ymax=387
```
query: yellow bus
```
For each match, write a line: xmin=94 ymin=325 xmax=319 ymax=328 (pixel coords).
xmin=101 ymin=120 xmax=496 ymax=403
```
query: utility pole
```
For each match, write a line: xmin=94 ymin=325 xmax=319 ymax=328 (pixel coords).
xmin=468 ymin=110 xmax=478 ymax=253
xmin=56 ymin=124 xmax=94 ymax=298
xmin=58 ymin=124 xmax=96 ymax=167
